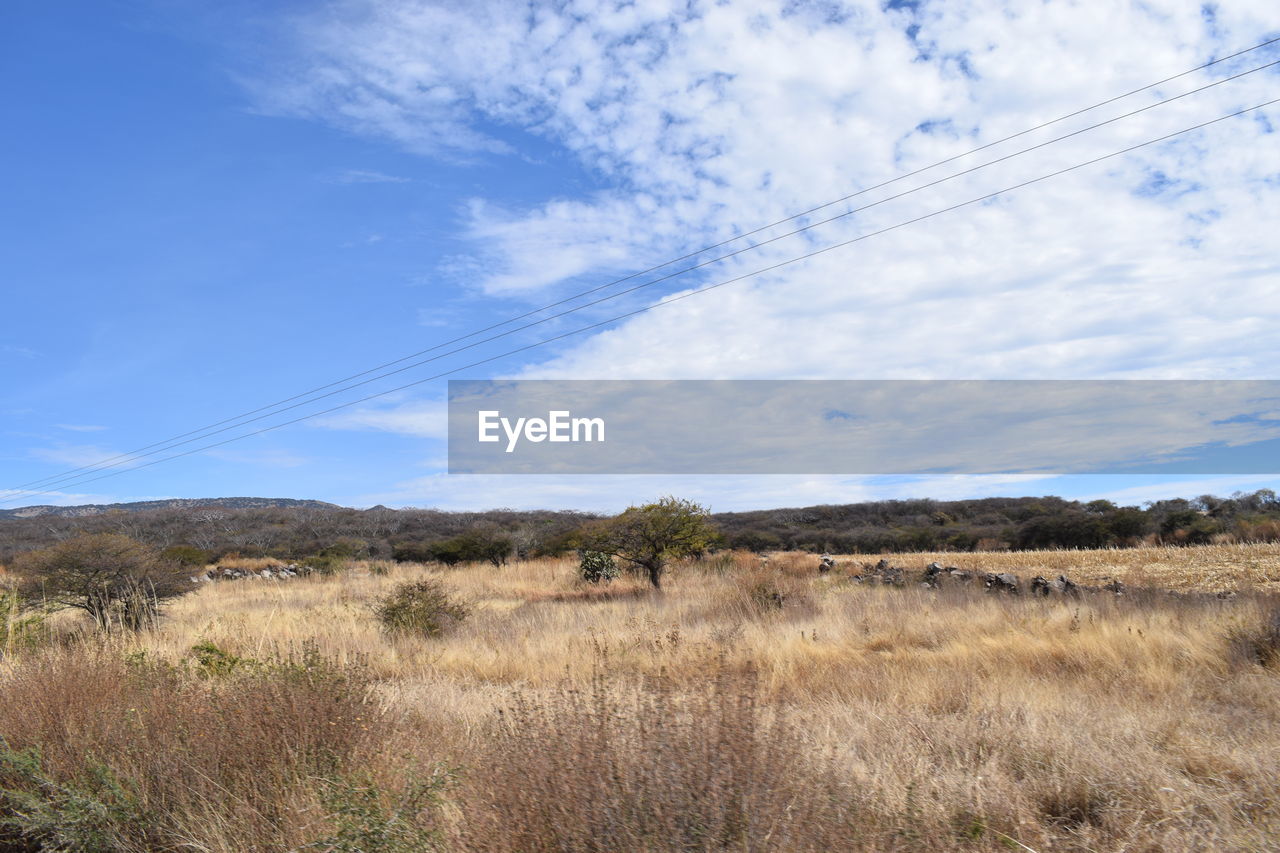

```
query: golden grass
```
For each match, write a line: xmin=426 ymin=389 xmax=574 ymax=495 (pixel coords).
xmin=3 ymin=545 xmax=1279 ymax=850
xmin=827 ymin=540 xmax=1280 ymax=593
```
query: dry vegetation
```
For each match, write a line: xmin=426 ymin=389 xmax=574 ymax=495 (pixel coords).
xmin=2 ymin=544 xmax=1280 ymax=851
xmin=837 ymin=541 xmax=1280 ymax=594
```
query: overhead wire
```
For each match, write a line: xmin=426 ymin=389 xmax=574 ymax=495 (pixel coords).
xmin=5 ymin=95 xmax=1276 ymax=503
xmin=6 ymin=35 xmax=1279 ymax=498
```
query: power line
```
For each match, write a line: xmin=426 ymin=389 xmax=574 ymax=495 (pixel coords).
xmin=7 ymin=54 xmax=1278 ymax=501
xmin=6 ymin=35 xmax=1278 ymax=498
xmin=6 ymin=96 xmax=1276 ymax=504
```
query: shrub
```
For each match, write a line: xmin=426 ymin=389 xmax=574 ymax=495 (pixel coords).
xmin=307 ymin=552 xmax=352 ymax=575
xmin=390 ymin=541 xmax=435 ymax=563
xmin=461 ymin=665 xmax=858 ymax=850
xmin=1228 ymin=605 xmax=1280 ymax=668
xmin=1 ymin=589 xmax=47 ymax=655
xmin=0 ymin=645 xmax=392 ymax=850
xmin=189 ymin=640 xmax=258 ymax=678
xmin=578 ymin=550 xmax=619 ymax=584
xmin=733 ymin=567 xmax=815 ymax=618
xmin=159 ymin=544 xmax=211 ymax=567
xmin=304 ymin=768 xmax=455 ymax=853
xmin=412 ymin=530 xmax=513 ymax=568
xmin=374 ymin=579 xmax=469 ymax=638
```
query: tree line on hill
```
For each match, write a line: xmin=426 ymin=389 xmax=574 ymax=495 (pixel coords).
xmin=1 ymin=490 xmax=1278 ymax=568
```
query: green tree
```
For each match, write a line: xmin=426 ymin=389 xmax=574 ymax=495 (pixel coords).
xmin=579 ymin=497 xmax=717 ymax=589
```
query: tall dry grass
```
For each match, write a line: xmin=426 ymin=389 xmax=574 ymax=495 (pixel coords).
xmin=0 ymin=545 xmax=1278 ymax=850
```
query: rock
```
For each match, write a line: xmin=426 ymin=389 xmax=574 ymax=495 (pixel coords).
xmin=818 ymin=554 xmax=836 ymax=574
xmin=922 ymin=562 xmax=970 ymax=588
xmin=878 ymin=565 xmax=905 ymax=586
xmin=983 ymin=572 xmax=1020 ymax=594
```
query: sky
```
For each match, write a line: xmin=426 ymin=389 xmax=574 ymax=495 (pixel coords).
xmin=1 ymin=0 xmax=1279 ymax=513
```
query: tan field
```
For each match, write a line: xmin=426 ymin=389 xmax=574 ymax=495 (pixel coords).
xmin=3 ymin=544 xmax=1279 ymax=851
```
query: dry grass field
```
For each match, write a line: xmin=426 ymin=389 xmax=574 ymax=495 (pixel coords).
xmin=3 ymin=544 xmax=1280 ymax=851
xmin=842 ymin=542 xmax=1280 ymax=594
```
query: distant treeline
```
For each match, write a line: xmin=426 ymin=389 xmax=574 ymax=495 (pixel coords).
xmin=712 ymin=491 xmax=1280 ymax=553
xmin=1 ymin=490 xmax=1278 ymax=565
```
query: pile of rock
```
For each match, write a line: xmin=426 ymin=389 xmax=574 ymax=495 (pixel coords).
xmin=189 ymin=563 xmax=314 ymax=584
xmin=922 ymin=561 xmax=975 ymax=588
xmin=866 ymin=560 xmax=1100 ymax=598
xmin=982 ymin=572 xmax=1021 ymax=594
xmin=849 ymin=558 xmax=906 ymax=586
xmin=1030 ymin=574 xmax=1081 ymax=596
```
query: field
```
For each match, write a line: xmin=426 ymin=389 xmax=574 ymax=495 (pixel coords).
xmin=3 ymin=543 xmax=1280 ymax=851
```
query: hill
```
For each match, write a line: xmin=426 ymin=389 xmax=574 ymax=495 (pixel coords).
xmin=2 ymin=491 xmax=1278 ymax=563
xmin=0 ymin=497 xmax=339 ymax=520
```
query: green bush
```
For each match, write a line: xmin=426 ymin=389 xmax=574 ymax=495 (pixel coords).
xmin=578 ymin=550 xmax=619 ymax=584
xmin=0 ymin=746 xmax=150 ymax=851
xmin=306 ymin=553 xmax=351 ymax=575
xmin=1 ymin=590 xmax=47 ymax=655
xmin=160 ymin=545 xmax=211 ymax=567
xmin=189 ymin=640 xmax=259 ymax=678
xmin=374 ymin=579 xmax=469 ymax=638
xmin=304 ymin=768 xmax=455 ymax=853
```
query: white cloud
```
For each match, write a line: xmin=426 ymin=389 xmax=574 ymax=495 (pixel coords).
xmin=0 ymin=488 xmax=129 ymax=509
xmin=265 ymin=0 xmax=1280 ymax=385
xmin=55 ymin=424 xmax=108 ymax=433
xmin=259 ymin=0 xmax=1280 ymax=509
xmin=29 ymin=444 xmax=143 ymax=470
xmin=315 ymin=399 xmax=448 ymax=438
xmin=350 ymin=472 xmax=1055 ymax=513
xmin=1079 ymin=475 xmax=1280 ymax=507
xmin=202 ymin=448 xmax=312 ymax=468
xmin=1 ymin=344 xmax=39 ymax=360
xmin=330 ymin=168 xmax=411 ymax=183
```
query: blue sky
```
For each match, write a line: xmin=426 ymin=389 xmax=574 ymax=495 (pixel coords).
xmin=2 ymin=0 xmax=1279 ymax=513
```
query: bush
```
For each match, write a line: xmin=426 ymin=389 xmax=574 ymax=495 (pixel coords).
xmin=578 ymin=550 xmax=619 ymax=584
xmin=1228 ymin=606 xmax=1280 ymax=668
xmin=0 ymin=645 xmax=392 ymax=850
xmin=159 ymin=545 xmax=211 ymax=567
xmin=307 ymin=553 xmax=350 ymax=575
xmin=374 ymin=579 xmax=469 ymax=638
xmin=390 ymin=541 xmax=435 ymax=563
xmin=305 ymin=768 xmax=455 ymax=853
xmin=461 ymin=665 xmax=858 ymax=850
xmin=413 ymin=530 xmax=512 ymax=569
xmin=189 ymin=640 xmax=258 ymax=678
xmin=733 ymin=568 xmax=815 ymax=618
xmin=1 ymin=589 xmax=46 ymax=655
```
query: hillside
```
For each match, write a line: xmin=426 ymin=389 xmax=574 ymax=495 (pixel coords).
xmin=0 ymin=497 xmax=338 ymax=520
xmin=2 ymin=491 xmax=1277 ymax=564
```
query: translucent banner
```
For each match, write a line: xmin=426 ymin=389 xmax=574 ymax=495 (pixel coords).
xmin=447 ymin=380 xmax=1280 ymax=474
